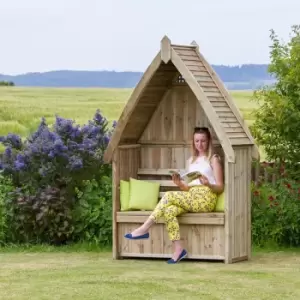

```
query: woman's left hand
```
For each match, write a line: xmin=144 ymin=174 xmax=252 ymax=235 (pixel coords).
xmin=172 ymin=174 xmax=182 ymax=187
xmin=199 ymin=175 xmax=210 ymax=187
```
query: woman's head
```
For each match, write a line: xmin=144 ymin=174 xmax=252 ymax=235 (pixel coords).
xmin=191 ymin=127 xmax=213 ymax=160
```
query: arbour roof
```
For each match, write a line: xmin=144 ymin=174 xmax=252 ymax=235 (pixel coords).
xmin=104 ymin=36 xmax=259 ymax=163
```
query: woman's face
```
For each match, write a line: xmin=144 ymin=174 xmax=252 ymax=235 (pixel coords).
xmin=194 ymin=132 xmax=209 ymax=154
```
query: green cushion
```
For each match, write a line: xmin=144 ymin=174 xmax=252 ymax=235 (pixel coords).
xmin=128 ymin=178 xmax=160 ymax=211
xmin=215 ymin=191 xmax=225 ymax=212
xmin=120 ymin=180 xmax=130 ymax=211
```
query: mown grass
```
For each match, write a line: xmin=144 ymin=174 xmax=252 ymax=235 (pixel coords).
xmin=0 ymin=244 xmax=300 ymax=300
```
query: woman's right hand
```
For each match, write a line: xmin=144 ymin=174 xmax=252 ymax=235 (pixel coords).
xmin=172 ymin=174 xmax=189 ymax=191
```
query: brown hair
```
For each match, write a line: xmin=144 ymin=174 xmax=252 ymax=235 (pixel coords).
xmin=191 ymin=127 xmax=213 ymax=163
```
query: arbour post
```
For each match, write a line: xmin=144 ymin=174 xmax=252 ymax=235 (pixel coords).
xmin=112 ymin=149 xmax=120 ymax=259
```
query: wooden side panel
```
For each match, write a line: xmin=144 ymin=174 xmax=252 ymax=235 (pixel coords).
xmin=138 ymin=83 xmax=226 ymax=171
xmin=139 ymin=145 xmax=225 ymax=171
xmin=225 ymin=146 xmax=252 ymax=263
xmin=113 ymin=145 xmax=140 ymax=259
xmin=139 ymin=85 xmax=219 ymax=145
xmin=118 ymin=145 xmax=140 ymax=181
xmin=140 ymin=145 xmax=190 ymax=169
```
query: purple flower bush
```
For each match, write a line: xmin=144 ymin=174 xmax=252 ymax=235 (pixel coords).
xmin=0 ymin=110 xmax=115 ymax=189
xmin=0 ymin=110 xmax=116 ymax=245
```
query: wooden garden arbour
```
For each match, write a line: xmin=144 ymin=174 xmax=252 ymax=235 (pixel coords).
xmin=103 ymin=36 xmax=259 ymax=264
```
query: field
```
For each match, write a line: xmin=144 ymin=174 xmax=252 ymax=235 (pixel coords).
xmin=0 ymin=87 xmax=133 ymax=137
xmin=0 ymin=246 xmax=300 ymax=300
xmin=0 ymin=87 xmax=263 ymax=156
xmin=0 ymin=87 xmax=258 ymax=135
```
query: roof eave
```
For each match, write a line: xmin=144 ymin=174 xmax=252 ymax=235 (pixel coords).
xmin=103 ymin=51 xmax=163 ymax=163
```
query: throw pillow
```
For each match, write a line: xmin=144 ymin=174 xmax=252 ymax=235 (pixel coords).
xmin=215 ymin=191 xmax=225 ymax=212
xmin=128 ymin=178 xmax=160 ymax=211
xmin=120 ymin=180 xmax=130 ymax=211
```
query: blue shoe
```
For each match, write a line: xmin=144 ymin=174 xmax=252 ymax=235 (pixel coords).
xmin=124 ymin=232 xmax=150 ymax=240
xmin=167 ymin=249 xmax=187 ymax=264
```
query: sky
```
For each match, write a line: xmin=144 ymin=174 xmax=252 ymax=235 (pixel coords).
xmin=1 ymin=0 xmax=300 ymax=75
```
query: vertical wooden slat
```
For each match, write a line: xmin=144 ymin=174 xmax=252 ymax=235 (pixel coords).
xmin=162 ymin=91 xmax=173 ymax=140
xmin=234 ymin=152 xmax=240 ymax=259
xmin=183 ymin=88 xmax=189 ymax=141
xmin=241 ymin=149 xmax=246 ymax=257
xmin=247 ymin=148 xmax=252 ymax=259
xmin=174 ymin=88 xmax=185 ymax=141
xmin=241 ymin=149 xmax=245 ymax=257
xmin=224 ymin=159 xmax=234 ymax=264
xmin=112 ymin=149 xmax=120 ymax=259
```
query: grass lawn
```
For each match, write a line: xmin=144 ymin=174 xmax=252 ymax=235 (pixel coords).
xmin=0 ymin=245 xmax=300 ymax=299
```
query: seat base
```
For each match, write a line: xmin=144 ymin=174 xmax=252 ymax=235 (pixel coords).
xmin=115 ymin=211 xmax=227 ymax=261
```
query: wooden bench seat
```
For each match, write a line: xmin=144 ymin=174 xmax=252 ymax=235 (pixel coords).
xmin=117 ymin=211 xmax=224 ymax=225
xmin=117 ymin=168 xmax=223 ymax=224
xmin=115 ymin=167 xmax=228 ymax=262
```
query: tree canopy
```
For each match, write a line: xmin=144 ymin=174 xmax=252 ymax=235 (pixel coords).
xmin=251 ymin=25 xmax=300 ymax=178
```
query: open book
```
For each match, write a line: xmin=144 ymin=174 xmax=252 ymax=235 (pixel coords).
xmin=169 ymin=170 xmax=203 ymax=184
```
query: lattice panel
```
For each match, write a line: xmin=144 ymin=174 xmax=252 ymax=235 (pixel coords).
xmin=172 ymin=73 xmax=186 ymax=85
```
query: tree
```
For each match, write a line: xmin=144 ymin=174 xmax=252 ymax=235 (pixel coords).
xmin=0 ymin=81 xmax=14 ymax=86
xmin=251 ymin=25 xmax=300 ymax=178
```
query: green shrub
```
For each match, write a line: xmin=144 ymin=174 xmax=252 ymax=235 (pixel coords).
xmin=6 ymin=185 xmax=73 ymax=245
xmin=0 ymin=110 xmax=115 ymax=245
xmin=72 ymin=176 xmax=112 ymax=246
xmin=252 ymin=177 xmax=300 ymax=247
xmin=0 ymin=172 xmax=14 ymax=245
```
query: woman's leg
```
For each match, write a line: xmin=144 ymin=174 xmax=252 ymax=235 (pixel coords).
xmin=126 ymin=191 xmax=188 ymax=238
xmin=164 ymin=186 xmax=217 ymax=263
xmin=127 ymin=189 xmax=198 ymax=259
xmin=163 ymin=204 xmax=187 ymax=261
xmin=162 ymin=186 xmax=217 ymax=213
xmin=155 ymin=186 xmax=217 ymax=262
xmin=125 ymin=186 xmax=217 ymax=257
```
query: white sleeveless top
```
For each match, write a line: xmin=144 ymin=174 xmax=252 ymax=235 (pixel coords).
xmin=186 ymin=156 xmax=216 ymax=186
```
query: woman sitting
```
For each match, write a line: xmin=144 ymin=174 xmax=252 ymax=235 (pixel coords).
xmin=124 ymin=127 xmax=224 ymax=264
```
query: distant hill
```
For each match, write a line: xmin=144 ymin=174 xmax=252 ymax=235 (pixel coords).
xmin=0 ymin=64 xmax=275 ymax=90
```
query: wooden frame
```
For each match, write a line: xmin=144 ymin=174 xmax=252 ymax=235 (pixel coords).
xmin=104 ymin=36 xmax=258 ymax=264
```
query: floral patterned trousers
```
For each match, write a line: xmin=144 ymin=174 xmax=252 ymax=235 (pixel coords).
xmin=149 ymin=185 xmax=217 ymax=241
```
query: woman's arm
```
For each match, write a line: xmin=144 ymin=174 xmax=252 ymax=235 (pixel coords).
xmin=178 ymin=181 xmax=191 ymax=191
xmin=208 ymin=155 xmax=224 ymax=194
